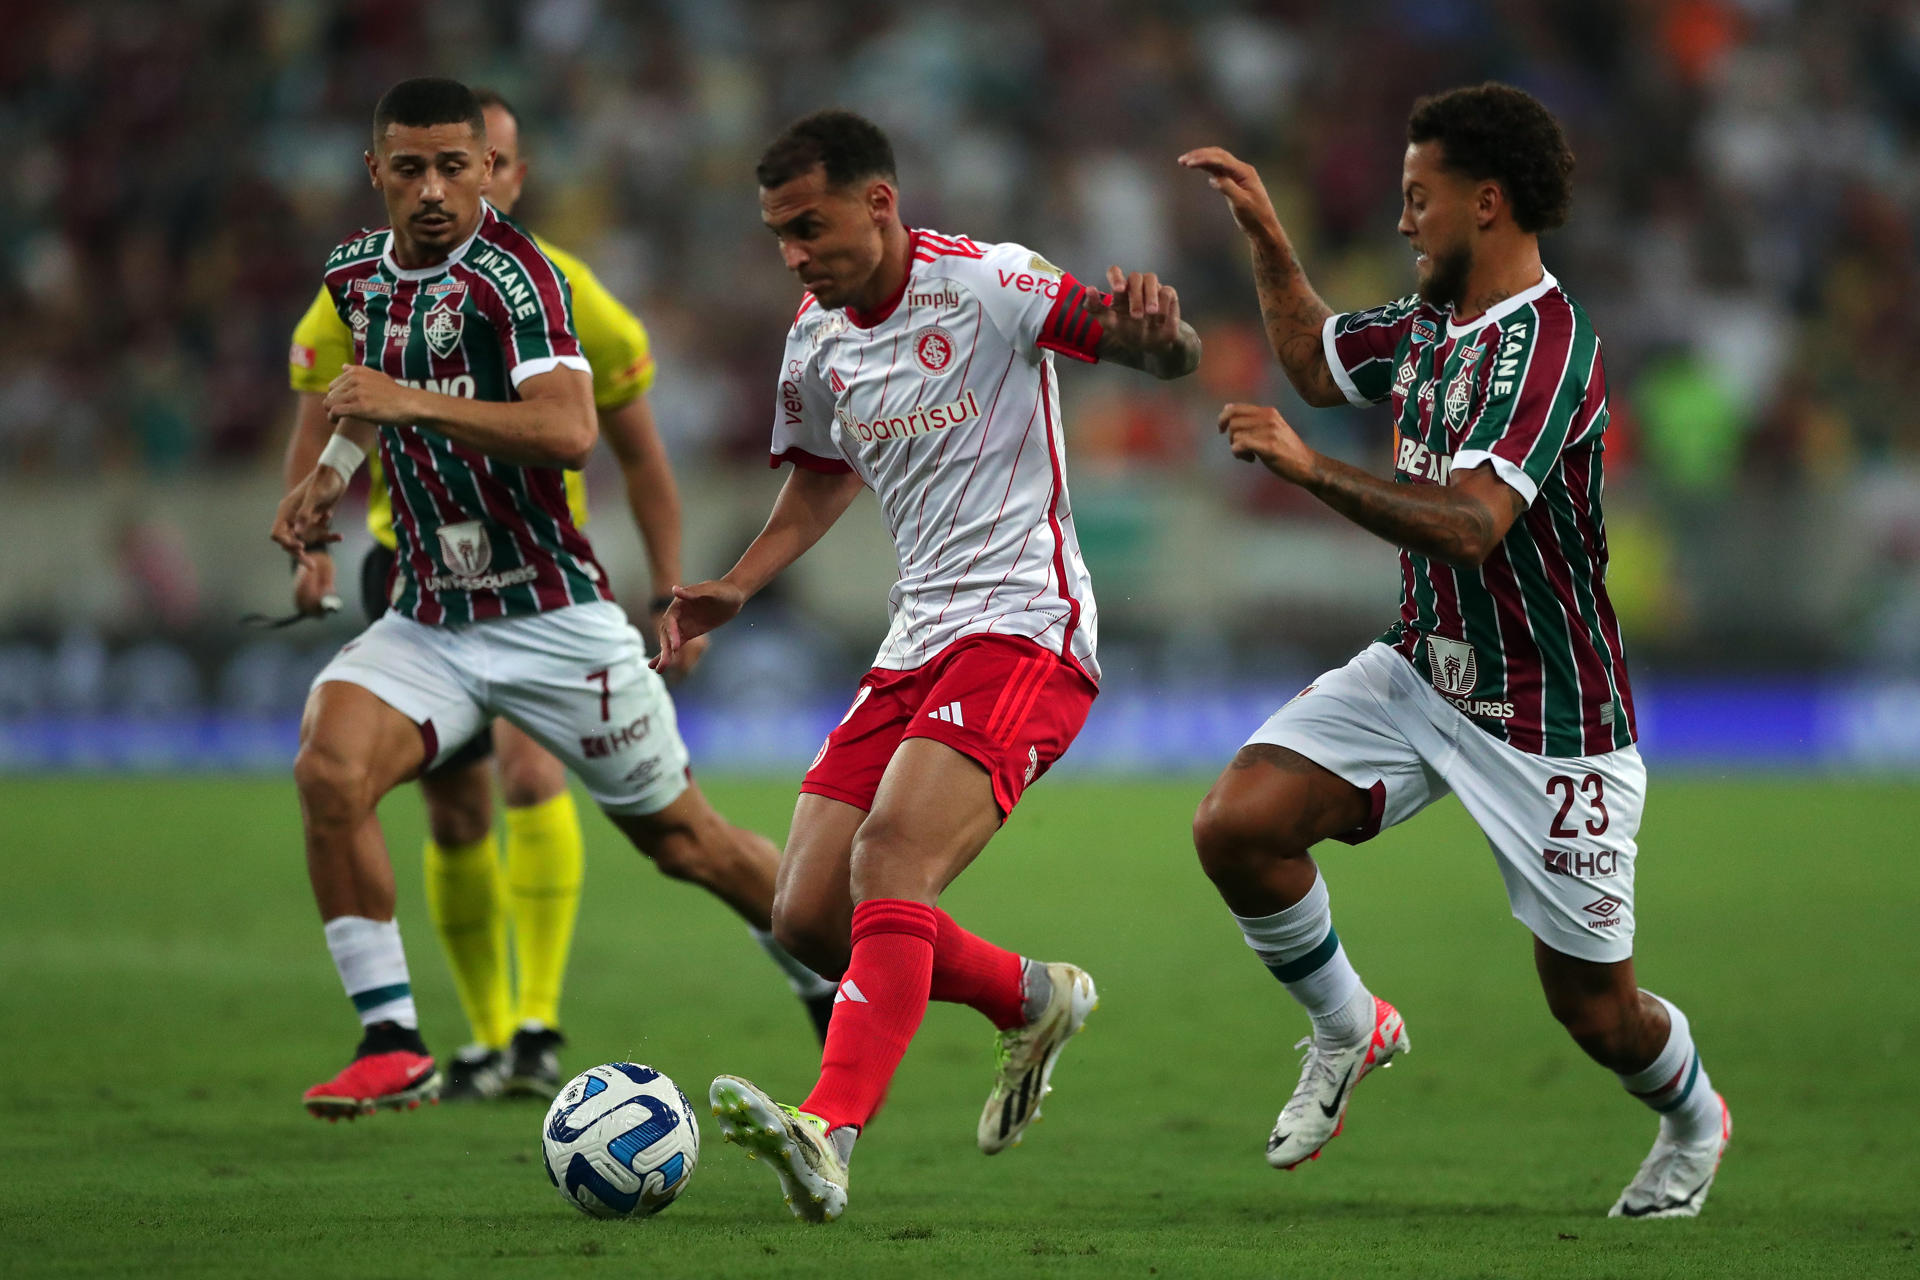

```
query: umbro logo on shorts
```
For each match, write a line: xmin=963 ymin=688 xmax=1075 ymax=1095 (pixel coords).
xmin=928 ymin=701 xmax=965 ymax=727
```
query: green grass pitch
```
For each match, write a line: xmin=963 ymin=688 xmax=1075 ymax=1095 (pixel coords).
xmin=1 ymin=774 xmax=1915 ymax=1278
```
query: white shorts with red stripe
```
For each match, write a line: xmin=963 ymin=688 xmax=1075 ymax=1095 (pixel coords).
xmin=1247 ymin=643 xmax=1645 ymax=962
xmin=312 ymin=600 xmax=690 ymax=816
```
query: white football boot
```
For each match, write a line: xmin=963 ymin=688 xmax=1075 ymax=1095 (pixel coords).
xmin=710 ymin=1074 xmax=849 ymax=1224
xmin=977 ymin=962 xmax=1098 ymax=1154
xmin=1266 ymin=995 xmax=1410 ymax=1169
xmin=1608 ymin=1094 xmax=1732 ymax=1219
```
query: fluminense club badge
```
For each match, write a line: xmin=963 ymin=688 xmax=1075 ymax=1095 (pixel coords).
xmin=1443 ymin=347 xmax=1482 ymax=429
xmin=424 ymin=298 xmax=465 ymax=359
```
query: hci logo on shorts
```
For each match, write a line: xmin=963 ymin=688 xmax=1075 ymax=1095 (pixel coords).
xmin=437 ymin=520 xmax=493 ymax=576
xmin=1425 ymin=635 xmax=1478 ymax=697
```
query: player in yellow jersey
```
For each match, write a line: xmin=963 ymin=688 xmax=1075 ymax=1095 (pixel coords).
xmin=282 ymin=90 xmax=835 ymax=1102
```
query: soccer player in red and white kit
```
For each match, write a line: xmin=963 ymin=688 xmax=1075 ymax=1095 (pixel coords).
xmin=652 ymin=111 xmax=1200 ymax=1221
xmin=1182 ymin=84 xmax=1729 ymax=1218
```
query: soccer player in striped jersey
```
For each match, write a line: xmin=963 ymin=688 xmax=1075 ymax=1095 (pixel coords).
xmin=283 ymin=89 xmax=834 ymax=1104
xmin=653 ymin=111 xmax=1201 ymax=1222
xmin=1181 ymin=84 xmax=1728 ymax=1218
xmin=274 ymin=78 xmax=826 ymax=1121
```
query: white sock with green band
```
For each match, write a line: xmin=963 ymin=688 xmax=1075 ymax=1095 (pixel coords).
xmin=324 ymin=915 xmax=417 ymax=1029
xmin=1618 ymin=993 xmax=1720 ymax=1143
xmin=1232 ymin=873 xmax=1373 ymax=1047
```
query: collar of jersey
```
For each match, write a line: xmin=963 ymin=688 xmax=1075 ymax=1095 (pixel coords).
xmin=1444 ymin=268 xmax=1558 ymax=339
xmin=844 ymin=229 xmax=923 ymax=330
xmin=380 ymin=202 xmax=493 ymax=282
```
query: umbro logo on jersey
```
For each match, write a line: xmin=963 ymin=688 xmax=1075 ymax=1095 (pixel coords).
xmin=834 ymin=980 xmax=869 ymax=1005
xmin=928 ymin=701 xmax=965 ymax=727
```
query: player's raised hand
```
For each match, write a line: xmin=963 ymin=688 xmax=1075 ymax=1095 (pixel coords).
xmin=650 ymin=580 xmax=745 ymax=673
xmin=1219 ymin=403 xmax=1314 ymax=483
xmin=1179 ymin=147 xmax=1281 ymax=240
xmin=647 ymin=597 xmax=710 ymax=682
xmin=1092 ymin=266 xmax=1195 ymax=380
xmin=270 ymin=465 xmax=348 ymax=555
xmin=325 ymin=364 xmax=419 ymax=427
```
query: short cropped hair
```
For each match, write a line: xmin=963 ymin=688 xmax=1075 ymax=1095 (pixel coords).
xmin=1407 ymin=83 xmax=1574 ymax=234
xmin=756 ymin=110 xmax=896 ymax=190
xmin=372 ymin=78 xmax=486 ymax=145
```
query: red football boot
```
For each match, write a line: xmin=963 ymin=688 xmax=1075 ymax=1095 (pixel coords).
xmin=303 ymin=1023 xmax=441 ymax=1120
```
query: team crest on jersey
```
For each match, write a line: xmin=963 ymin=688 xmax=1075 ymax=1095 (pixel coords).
xmin=1426 ymin=635 xmax=1479 ymax=697
xmin=912 ymin=325 xmax=957 ymax=374
xmin=424 ymin=299 xmax=465 ymax=359
xmin=436 ymin=519 xmax=493 ymax=576
xmin=1443 ymin=348 xmax=1482 ymax=428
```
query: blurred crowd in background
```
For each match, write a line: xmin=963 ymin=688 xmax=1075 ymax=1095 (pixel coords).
xmin=3 ymin=0 xmax=1920 ymax=727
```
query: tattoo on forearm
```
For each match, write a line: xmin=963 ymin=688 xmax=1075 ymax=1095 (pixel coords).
xmin=1304 ymin=455 xmax=1495 ymax=566
xmin=1250 ymin=238 xmax=1334 ymax=398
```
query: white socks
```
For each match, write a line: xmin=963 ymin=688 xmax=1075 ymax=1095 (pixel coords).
xmin=1618 ymin=992 xmax=1720 ymax=1144
xmin=749 ymin=925 xmax=838 ymax=1001
xmin=1232 ymin=874 xmax=1374 ymax=1047
xmin=324 ymin=916 xmax=418 ymax=1028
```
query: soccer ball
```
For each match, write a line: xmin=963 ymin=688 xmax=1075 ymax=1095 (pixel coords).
xmin=540 ymin=1063 xmax=700 ymax=1218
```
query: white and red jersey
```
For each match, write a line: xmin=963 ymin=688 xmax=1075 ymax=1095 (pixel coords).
xmin=770 ymin=228 xmax=1109 ymax=680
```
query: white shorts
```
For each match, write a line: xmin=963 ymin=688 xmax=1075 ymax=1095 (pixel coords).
xmin=313 ymin=601 xmax=690 ymax=817
xmin=1247 ymin=643 xmax=1645 ymax=963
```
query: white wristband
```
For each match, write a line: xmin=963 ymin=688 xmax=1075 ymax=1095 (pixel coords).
xmin=317 ymin=434 xmax=366 ymax=483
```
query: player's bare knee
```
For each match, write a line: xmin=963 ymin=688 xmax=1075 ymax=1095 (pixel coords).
xmin=425 ymin=800 xmax=491 ymax=849
xmin=848 ymin=816 xmax=938 ymax=902
xmin=499 ymin=755 xmax=565 ymax=809
xmin=293 ymin=741 xmax=374 ymax=829
xmin=1192 ymin=785 xmax=1308 ymax=882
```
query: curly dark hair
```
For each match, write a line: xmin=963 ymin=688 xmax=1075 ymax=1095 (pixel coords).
xmin=756 ymin=110 xmax=896 ymax=190
xmin=1407 ymin=83 xmax=1574 ymax=234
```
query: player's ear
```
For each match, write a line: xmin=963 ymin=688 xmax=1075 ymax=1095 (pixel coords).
xmin=483 ymin=146 xmax=498 ymax=183
xmin=364 ymin=151 xmax=379 ymax=188
xmin=1475 ymin=179 xmax=1503 ymax=231
xmin=866 ymin=179 xmax=896 ymax=227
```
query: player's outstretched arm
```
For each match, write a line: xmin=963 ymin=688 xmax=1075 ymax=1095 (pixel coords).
xmin=1180 ymin=147 xmax=1346 ymax=408
xmin=280 ymin=391 xmax=340 ymax=615
xmin=1091 ymin=265 xmax=1202 ymax=380
xmin=650 ymin=467 xmax=865 ymax=672
xmin=1218 ymin=402 xmax=1524 ymax=568
xmin=324 ymin=363 xmax=597 ymax=468
xmin=599 ymin=394 xmax=705 ymax=678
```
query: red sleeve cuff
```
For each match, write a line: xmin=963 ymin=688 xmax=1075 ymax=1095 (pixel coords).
xmin=1036 ymin=272 xmax=1107 ymax=364
xmin=769 ymin=446 xmax=853 ymax=474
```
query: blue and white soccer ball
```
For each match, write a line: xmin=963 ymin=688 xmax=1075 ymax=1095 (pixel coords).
xmin=540 ymin=1063 xmax=700 ymax=1218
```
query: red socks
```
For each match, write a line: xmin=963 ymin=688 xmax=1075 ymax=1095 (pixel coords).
xmin=800 ymin=899 xmax=937 ymax=1132
xmin=929 ymin=908 xmax=1026 ymax=1031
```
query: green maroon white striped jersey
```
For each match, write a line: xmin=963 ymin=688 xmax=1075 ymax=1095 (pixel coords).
xmin=321 ymin=202 xmax=611 ymax=624
xmin=1321 ymin=270 xmax=1636 ymax=756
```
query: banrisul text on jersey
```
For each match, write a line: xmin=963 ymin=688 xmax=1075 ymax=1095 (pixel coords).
xmin=320 ymin=203 xmax=612 ymax=624
xmin=1323 ymin=272 xmax=1635 ymax=757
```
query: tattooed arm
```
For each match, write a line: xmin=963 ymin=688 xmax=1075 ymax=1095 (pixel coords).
xmin=1181 ymin=147 xmax=1346 ymax=408
xmin=1218 ymin=403 xmax=1525 ymax=568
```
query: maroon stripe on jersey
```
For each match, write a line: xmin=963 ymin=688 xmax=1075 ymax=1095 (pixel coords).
xmin=1561 ymin=440 xmax=1637 ymax=743
xmin=1394 ymin=553 xmax=1421 ymax=659
xmin=481 ymin=213 xmax=580 ymax=358
xmin=1523 ymin=447 xmax=1613 ymax=753
xmin=1478 ymin=543 xmax=1547 ymax=753
xmin=1478 ymin=293 xmax=1576 ymax=461
xmin=525 ymin=462 xmax=612 ymax=605
xmin=452 ymin=261 xmax=527 ymax=393
xmin=390 ymin=430 xmax=478 ymax=624
xmin=380 ymin=433 xmax=446 ymax=626
xmin=1034 ymin=365 xmax=1084 ymax=663
xmin=323 ymin=258 xmax=385 ymax=323
xmin=465 ymin=450 xmax=571 ymax=614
